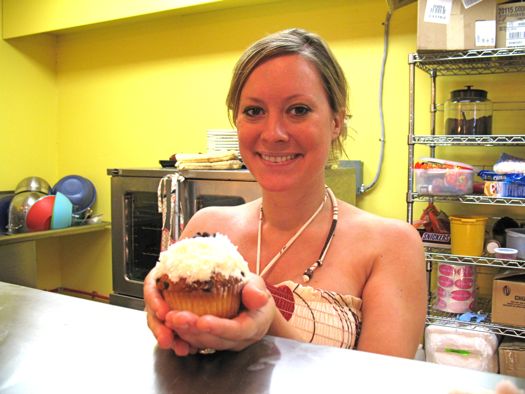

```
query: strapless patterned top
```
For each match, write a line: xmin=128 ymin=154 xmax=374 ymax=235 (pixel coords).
xmin=267 ymin=280 xmax=362 ymax=349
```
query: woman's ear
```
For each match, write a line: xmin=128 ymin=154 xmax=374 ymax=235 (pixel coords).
xmin=331 ymin=110 xmax=345 ymax=140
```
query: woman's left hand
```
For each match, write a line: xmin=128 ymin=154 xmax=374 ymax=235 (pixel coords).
xmin=164 ymin=273 xmax=275 ymax=356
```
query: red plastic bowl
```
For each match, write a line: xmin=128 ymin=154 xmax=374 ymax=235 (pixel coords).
xmin=26 ymin=195 xmax=55 ymax=231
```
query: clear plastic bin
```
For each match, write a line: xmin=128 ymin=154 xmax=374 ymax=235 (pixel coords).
xmin=415 ymin=168 xmax=473 ymax=196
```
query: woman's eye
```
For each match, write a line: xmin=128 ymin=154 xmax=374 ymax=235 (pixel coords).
xmin=290 ymin=105 xmax=311 ymax=116
xmin=242 ymin=106 xmax=264 ymax=117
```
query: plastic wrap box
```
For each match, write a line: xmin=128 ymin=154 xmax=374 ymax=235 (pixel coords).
xmin=415 ymin=168 xmax=473 ymax=196
xmin=499 ymin=337 xmax=525 ymax=378
xmin=425 ymin=324 xmax=499 ymax=372
xmin=417 ymin=0 xmax=497 ymax=51
xmin=491 ymin=272 xmax=525 ymax=327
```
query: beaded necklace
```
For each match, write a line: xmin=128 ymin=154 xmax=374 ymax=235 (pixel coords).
xmin=256 ymin=187 xmax=338 ymax=282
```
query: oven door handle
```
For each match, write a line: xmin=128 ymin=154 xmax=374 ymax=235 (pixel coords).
xmin=174 ymin=175 xmax=182 ymax=240
xmin=123 ymin=193 xmax=133 ymax=270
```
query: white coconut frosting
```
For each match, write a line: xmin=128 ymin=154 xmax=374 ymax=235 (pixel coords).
xmin=156 ymin=233 xmax=249 ymax=283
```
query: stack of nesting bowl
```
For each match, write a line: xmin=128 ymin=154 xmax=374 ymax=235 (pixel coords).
xmin=6 ymin=175 xmax=95 ymax=234
xmin=7 ymin=175 xmax=96 ymax=234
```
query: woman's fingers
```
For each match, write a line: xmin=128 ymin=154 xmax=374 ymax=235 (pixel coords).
xmin=164 ymin=310 xmax=247 ymax=351
xmin=165 ymin=310 xmax=199 ymax=332
xmin=145 ymin=268 xmax=219 ymax=356
xmin=146 ymin=307 xmax=174 ymax=349
xmin=172 ymin=337 xmax=193 ymax=356
xmin=166 ymin=298 xmax=274 ymax=351
xmin=144 ymin=269 xmax=171 ymax=321
xmin=242 ymin=276 xmax=271 ymax=310
xmin=146 ymin=306 xmax=199 ymax=356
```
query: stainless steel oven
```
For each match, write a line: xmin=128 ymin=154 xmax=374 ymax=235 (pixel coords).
xmin=107 ymin=168 xmax=261 ymax=310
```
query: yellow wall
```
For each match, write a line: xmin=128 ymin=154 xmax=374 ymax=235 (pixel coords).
xmin=7 ymin=0 xmax=523 ymax=297
xmin=0 ymin=10 xmax=57 ymax=188
xmin=54 ymin=0 xmax=421 ymax=296
xmin=55 ymin=0 xmax=418 ymax=222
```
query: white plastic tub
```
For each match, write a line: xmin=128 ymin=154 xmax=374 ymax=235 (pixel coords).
xmin=505 ymin=228 xmax=525 ymax=259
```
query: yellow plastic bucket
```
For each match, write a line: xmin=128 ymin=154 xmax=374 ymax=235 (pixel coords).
xmin=450 ymin=216 xmax=488 ymax=256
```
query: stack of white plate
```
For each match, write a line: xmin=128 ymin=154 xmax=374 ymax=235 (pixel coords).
xmin=207 ymin=129 xmax=240 ymax=156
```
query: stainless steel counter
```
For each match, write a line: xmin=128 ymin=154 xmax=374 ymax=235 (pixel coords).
xmin=1 ymin=281 xmax=523 ymax=394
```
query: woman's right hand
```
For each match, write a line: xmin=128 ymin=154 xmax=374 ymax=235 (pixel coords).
xmin=144 ymin=267 xmax=197 ymax=354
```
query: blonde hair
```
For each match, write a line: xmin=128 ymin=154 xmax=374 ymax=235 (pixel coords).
xmin=226 ymin=28 xmax=348 ymax=162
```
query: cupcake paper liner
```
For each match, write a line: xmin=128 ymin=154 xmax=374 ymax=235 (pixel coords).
xmin=162 ymin=284 xmax=243 ymax=318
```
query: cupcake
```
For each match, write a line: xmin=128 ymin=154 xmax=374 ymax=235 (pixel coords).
xmin=155 ymin=232 xmax=249 ymax=318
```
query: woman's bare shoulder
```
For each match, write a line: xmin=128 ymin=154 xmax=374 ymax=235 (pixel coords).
xmin=339 ymin=202 xmax=423 ymax=252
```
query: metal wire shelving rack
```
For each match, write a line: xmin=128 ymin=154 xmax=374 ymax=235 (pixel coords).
xmin=411 ymin=47 xmax=525 ymax=75
xmin=407 ymin=48 xmax=525 ymax=339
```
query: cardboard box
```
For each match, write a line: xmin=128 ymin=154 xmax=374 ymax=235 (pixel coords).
xmin=498 ymin=337 xmax=525 ymax=378
xmin=417 ymin=0 xmax=497 ymax=51
xmin=491 ymin=272 xmax=525 ymax=327
xmin=496 ymin=1 xmax=525 ymax=48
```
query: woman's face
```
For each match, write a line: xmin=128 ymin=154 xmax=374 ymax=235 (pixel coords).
xmin=235 ymin=54 xmax=344 ymax=193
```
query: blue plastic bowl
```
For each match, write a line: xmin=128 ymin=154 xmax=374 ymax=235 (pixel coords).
xmin=0 ymin=193 xmax=15 ymax=233
xmin=52 ymin=175 xmax=96 ymax=214
xmin=51 ymin=192 xmax=73 ymax=229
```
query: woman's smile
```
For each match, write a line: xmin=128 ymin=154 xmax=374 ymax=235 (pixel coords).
xmin=259 ymin=153 xmax=301 ymax=164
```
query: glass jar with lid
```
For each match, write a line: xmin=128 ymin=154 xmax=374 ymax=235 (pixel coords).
xmin=444 ymin=86 xmax=493 ymax=135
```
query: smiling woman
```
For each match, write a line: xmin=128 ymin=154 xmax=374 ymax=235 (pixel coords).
xmin=226 ymin=28 xmax=348 ymax=167
xmin=144 ymin=28 xmax=427 ymax=359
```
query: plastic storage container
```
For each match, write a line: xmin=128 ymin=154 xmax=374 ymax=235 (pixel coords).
xmin=425 ymin=324 xmax=499 ymax=372
xmin=450 ymin=215 xmax=488 ymax=256
xmin=414 ymin=158 xmax=474 ymax=196
xmin=505 ymin=228 xmax=525 ymax=259
xmin=494 ymin=247 xmax=518 ymax=260
xmin=444 ymin=86 xmax=493 ymax=135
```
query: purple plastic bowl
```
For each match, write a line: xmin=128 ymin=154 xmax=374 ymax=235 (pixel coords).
xmin=52 ymin=175 xmax=96 ymax=214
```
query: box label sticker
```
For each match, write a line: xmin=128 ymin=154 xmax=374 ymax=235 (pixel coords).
xmin=475 ymin=20 xmax=496 ymax=46
xmin=507 ymin=20 xmax=525 ymax=47
xmin=502 ymin=298 xmax=525 ymax=309
xmin=424 ymin=0 xmax=452 ymax=24
xmin=462 ymin=0 xmax=482 ymax=9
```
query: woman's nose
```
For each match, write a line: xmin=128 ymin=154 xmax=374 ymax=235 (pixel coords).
xmin=262 ymin=114 xmax=289 ymax=142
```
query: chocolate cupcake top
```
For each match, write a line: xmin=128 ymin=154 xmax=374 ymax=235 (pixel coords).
xmin=156 ymin=233 xmax=249 ymax=283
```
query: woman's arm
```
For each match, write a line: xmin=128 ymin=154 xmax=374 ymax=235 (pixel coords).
xmin=356 ymin=219 xmax=427 ymax=359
